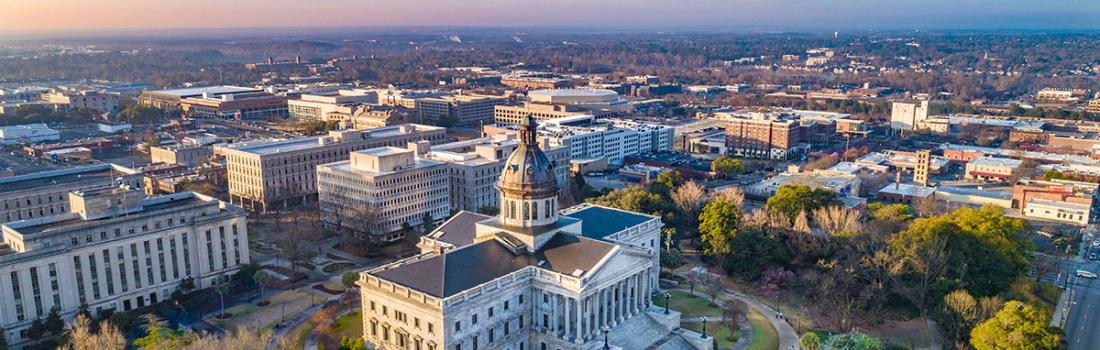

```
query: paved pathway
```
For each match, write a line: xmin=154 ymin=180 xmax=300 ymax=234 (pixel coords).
xmin=672 ymin=262 xmax=801 ymax=350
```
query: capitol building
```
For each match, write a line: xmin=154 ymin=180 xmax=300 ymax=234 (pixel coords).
xmin=357 ymin=117 xmax=712 ymax=350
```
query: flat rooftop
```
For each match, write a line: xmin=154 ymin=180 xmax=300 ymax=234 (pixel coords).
xmin=562 ymin=205 xmax=656 ymax=240
xmin=16 ymin=194 xmax=211 ymax=236
xmin=0 ymin=164 xmax=131 ymax=193
xmin=146 ymin=86 xmax=258 ymax=98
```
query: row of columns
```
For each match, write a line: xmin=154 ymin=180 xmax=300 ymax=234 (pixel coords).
xmin=537 ymin=270 xmax=653 ymax=344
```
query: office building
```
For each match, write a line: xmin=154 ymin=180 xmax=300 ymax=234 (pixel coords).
xmin=317 ymin=147 xmax=451 ymax=242
xmin=0 ymin=188 xmax=248 ymax=347
xmin=720 ymin=111 xmax=805 ymax=160
xmin=179 ymin=91 xmax=288 ymax=120
xmin=324 ymin=106 xmax=408 ymax=130
xmin=1088 ymin=98 xmax=1100 ymax=115
xmin=375 ymin=89 xmax=448 ymax=109
xmin=494 ymin=102 xmax=614 ymax=126
xmin=138 ymin=86 xmax=261 ymax=109
xmin=890 ymin=100 xmax=929 ymax=131
xmin=0 ymin=164 xmax=142 ymax=225
xmin=1035 ymin=88 xmax=1085 ymax=102
xmin=217 ymin=124 xmax=446 ymax=212
xmin=0 ymin=124 xmax=60 ymax=145
xmin=358 ymin=118 xmax=701 ymax=350
xmin=485 ymin=115 xmax=674 ymax=165
xmin=150 ymin=144 xmax=213 ymax=167
xmin=414 ymin=95 xmax=506 ymax=126
xmin=500 ymin=73 xmax=571 ymax=89
xmin=421 ymin=135 xmax=570 ymax=212
xmin=41 ymin=88 xmax=121 ymax=115
xmin=287 ymin=90 xmax=378 ymax=121
xmin=964 ymin=157 xmax=1023 ymax=182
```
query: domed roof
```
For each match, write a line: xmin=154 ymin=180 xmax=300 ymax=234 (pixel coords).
xmin=499 ymin=117 xmax=557 ymax=198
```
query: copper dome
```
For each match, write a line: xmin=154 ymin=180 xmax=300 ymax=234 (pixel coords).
xmin=498 ymin=117 xmax=558 ymax=198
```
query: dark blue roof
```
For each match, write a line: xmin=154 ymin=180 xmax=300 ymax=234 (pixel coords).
xmin=565 ymin=206 xmax=654 ymax=240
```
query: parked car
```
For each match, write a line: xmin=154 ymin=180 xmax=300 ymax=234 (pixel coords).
xmin=1090 ymin=252 xmax=1100 ymax=261
xmin=1076 ymin=270 xmax=1098 ymax=279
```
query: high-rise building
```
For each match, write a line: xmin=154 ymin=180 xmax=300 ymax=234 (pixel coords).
xmin=890 ymin=100 xmax=929 ymax=131
xmin=216 ymin=124 xmax=446 ymax=212
xmin=493 ymin=102 xmax=613 ymax=126
xmin=358 ymin=117 xmax=692 ymax=350
xmin=0 ymin=188 xmax=248 ymax=347
xmin=317 ymin=146 xmax=452 ymax=242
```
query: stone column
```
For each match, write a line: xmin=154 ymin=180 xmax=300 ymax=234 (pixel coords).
xmin=574 ymin=297 xmax=582 ymax=343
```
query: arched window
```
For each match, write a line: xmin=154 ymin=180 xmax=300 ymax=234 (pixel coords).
xmin=509 ymin=201 xmax=516 ymax=219
xmin=544 ymin=199 xmax=551 ymax=218
xmin=532 ymin=202 xmax=538 ymax=220
xmin=523 ymin=202 xmax=530 ymax=220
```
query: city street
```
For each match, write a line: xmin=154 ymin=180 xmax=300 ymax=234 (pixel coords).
xmin=1063 ymin=259 xmax=1100 ymax=350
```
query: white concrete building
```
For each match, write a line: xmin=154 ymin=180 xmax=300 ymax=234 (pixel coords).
xmin=965 ymin=157 xmax=1023 ymax=182
xmin=317 ymin=146 xmax=452 ymax=242
xmin=0 ymin=188 xmax=248 ymax=347
xmin=359 ymin=118 xmax=707 ymax=350
xmin=287 ymin=90 xmax=378 ymax=121
xmin=216 ymin=124 xmax=446 ymax=212
xmin=487 ymin=115 xmax=673 ymax=165
xmin=890 ymin=100 xmax=929 ymax=131
xmin=1024 ymin=199 xmax=1091 ymax=225
xmin=0 ymin=124 xmax=60 ymax=145
xmin=421 ymin=135 xmax=569 ymax=212
xmin=0 ymin=164 xmax=143 ymax=226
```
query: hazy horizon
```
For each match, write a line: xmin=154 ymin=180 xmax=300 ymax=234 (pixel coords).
xmin=2 ymin=0 xmax=1099 ymax=36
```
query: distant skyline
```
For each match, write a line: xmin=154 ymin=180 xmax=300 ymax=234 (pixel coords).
xmin=2 ymin=0 xmax=1099 ymax=34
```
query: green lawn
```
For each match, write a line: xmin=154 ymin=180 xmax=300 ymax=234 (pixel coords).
xmin=682 ymin=321 xmax=740 ymax=349
xmin=745 ymin=307 xmax=779 ymax=350
xmin=334 ymin=309 xmax=364 ymax=340
xmin=651 ymin=289 xmax=724 ymax=318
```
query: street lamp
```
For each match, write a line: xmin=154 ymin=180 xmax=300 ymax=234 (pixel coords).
xmin=663 ymin=292 xmax=672 ymax=315
xmin=701 ymin=317 xmax=708 ymax=339
xmin=602 ymin=326 xmax=611 ymax=350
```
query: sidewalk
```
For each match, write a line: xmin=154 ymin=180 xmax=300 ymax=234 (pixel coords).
xmin=1050 ymin=288 xmax=1074 ymax=328
xmin=673 ymin=268 xmax=801 ymax=350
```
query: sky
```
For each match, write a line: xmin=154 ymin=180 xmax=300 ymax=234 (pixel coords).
xmin=1 ymin=0 xmax=1098 ymax=34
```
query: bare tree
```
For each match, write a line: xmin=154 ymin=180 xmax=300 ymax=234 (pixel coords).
xmin=712 ymin=186 xmax=745 ymax=210
xmin=792 ymin=210 xmax=812 ymax=235
xmin=62 ymin=314 xmax=126 ymax=350
xmin=812 ymin=206 xmax=862 ymax=237
xmin=341 ymin=206 xmax=379 ymax=246
xmin=277 ymin=224 xmax=312 ymax=272
xmin=1031 ymin=254 xmax=1061 ymax=283
xmin=672 ymin=181 xmax=707 ymax=219
xmin=184 ymin=326 xmax=273 ymax=350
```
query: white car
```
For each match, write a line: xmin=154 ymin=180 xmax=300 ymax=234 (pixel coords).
xmin=1076 ymin=270 xmax=1098 ymax=279
xmin=1093 ymin=239 xmax=1100 ymax=247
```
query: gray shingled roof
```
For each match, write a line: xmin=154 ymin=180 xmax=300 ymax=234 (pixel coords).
xmin=430 ymin=211 xmax=492 ymax=246
xmin=372 ymin=232 xmax=616 ymax=298
xmin=534 ymin=234 xmax=616 ymax=276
